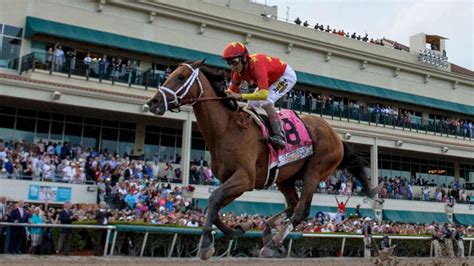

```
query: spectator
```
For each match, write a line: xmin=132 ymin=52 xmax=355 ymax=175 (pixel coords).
xmin=53 ymin=43 xmax=65 ymax=72
xmin=28 ymin=206 xmax=44 ymax=254
xmin=303 ymin=20 xmax=309 ymax=27
xmin=453 ymin=225 xmax=465 ymax=257
xmin=442 ymin=223 xmax=455 ymax=257
xmin=9 ymin=200 xmax=29 ymax=254
xmin=362 ymin=217 xmax=372 ymax=258
xmin=335 ymin=195 xmax=350 ymax=222
xmin=46 ymin=47 xmax=54 ymax=71
xmin=94 ymin=201 xmax=111 ymax=256
xmin=57 ymin=201 xmax=77 ymax=255
xmin=294 ymin=17 xmax=301 ymax=25
xmin=83 ymin=52 xmax=92 ymax=77
xmin=431 ymin=225 xmax=442 ymax=257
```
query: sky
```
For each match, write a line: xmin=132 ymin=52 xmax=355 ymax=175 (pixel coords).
xmin=256 ymin=0 xmax=473 ymax=70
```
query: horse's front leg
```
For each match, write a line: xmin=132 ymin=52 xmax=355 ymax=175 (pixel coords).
xmin=199 ymin=168 xmax=251 ymax=260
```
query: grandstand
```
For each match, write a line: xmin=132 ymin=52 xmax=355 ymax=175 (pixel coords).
xmin=0 ymin=0 xmax=473 ymax=240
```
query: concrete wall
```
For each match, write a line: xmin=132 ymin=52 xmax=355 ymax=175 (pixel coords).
xmin=0 ymin=179 xmax=97 ymax=204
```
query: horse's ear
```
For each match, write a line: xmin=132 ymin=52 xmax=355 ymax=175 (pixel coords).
xmin=192 ymin=58 xmax=206 ymax=68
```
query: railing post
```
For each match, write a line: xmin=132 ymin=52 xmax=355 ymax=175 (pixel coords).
xmin=341 ymin=237 xmax=346 ymax=257
xmin=469 ymin=240 xmax=472 ymax=257
xmin=140 ymin=232 xmax=149 ymax=257
xmin=196 ymin=235 xmax=203 ymax=258
xmin=104 ymin=228 xmax=111 ymax=256
xmin=287 ymin=238 xmax=293 ymax=258
xmin=110 ymin=229 xmax=118 ymax=255
xmin=168 ymin=233 xmax=178 ymax=258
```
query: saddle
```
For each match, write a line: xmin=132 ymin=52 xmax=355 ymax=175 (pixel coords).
xmin=239 ymin=107 xmax=314 ymax=188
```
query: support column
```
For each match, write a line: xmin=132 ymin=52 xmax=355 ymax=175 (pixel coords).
xmin=181 ymin=112 xmax=193 ymax=186
xmin=370 ymin=138 xmax=378 ymax=189
xmin=454 ymin=161 xmax=460 ymax=180
xmin=133 ymin=121 xmax=146 ymax=156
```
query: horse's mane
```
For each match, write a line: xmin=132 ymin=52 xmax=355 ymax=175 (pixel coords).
xmin=199 ymin=65 xmax=237 ymax=111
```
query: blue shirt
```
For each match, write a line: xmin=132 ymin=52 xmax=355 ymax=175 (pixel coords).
xmin=30 ymin=213 xmax=44 ymax=235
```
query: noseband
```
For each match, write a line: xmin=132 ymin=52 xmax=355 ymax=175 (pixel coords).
xmin=157 ymin=63 xmax=204 ymax=112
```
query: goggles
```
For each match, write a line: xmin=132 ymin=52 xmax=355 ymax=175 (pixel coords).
xmin=226 ymin=57 xmax=241 ymax=66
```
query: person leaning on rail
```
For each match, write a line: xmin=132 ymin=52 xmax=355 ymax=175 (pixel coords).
xmin=222 ymin=42 xmax=297 ymax=150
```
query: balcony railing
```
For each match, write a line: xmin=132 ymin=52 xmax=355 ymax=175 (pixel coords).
xmin=16 ymin=52 xmax=473 ymax=141
xmin=19 ymin=52 xmax=165 ymax=90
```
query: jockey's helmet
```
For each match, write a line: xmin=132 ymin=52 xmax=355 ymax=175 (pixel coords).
xmin=222 ymin=42 xmax=249 ymax=60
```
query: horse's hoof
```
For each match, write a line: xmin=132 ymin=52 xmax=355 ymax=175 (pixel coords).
xmin=259 ymin=247 xmax=275 ymax=258
xmin=198 ymin=245 xmax=215 ymax=260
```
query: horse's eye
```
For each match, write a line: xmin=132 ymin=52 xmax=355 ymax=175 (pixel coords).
xmin=176 ymin=74 xmax=185 ymax=82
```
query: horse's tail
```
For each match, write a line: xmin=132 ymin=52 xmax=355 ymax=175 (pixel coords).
xmin=337 ymin=142 xmax=378 ymax=198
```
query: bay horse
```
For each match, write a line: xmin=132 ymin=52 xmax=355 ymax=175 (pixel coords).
xmin=147 ymin=60 xmax=378 ymax=259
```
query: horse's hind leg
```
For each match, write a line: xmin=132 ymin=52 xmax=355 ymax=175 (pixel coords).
xmin=262 ymin=179 xmax=299 ymax=246
xmin=260 ymin=155 xmax=340 ymax=257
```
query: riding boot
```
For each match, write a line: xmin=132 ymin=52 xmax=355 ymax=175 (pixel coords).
xmin=263 ymin=105 xmax=286 ymax=149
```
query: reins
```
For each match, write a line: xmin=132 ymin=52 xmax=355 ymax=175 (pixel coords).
xmin=180 ymin=96 xmax=234 ymax=105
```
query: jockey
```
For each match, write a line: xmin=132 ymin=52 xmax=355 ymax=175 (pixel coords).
xmin=222 ymin=42 xmax=297 ymax=149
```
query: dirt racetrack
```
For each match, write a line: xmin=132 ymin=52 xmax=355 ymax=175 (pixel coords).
xmin=0 ymin=255 xmax=472 ymax=266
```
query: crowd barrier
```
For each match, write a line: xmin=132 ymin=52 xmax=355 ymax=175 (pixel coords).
xmin=0 ymin=222 xmax=472 ymax=258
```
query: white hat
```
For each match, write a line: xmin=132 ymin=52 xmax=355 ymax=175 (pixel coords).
xmin=364 ymin=217 xmax=372 ymax=222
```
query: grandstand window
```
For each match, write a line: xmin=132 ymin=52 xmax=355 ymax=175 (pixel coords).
xmin=83 ymin=125 xmax=100 ymax=149
xmin=118 ymin=129 xmax=135 ymax=156
xmin=50 ymin=121 xmax=64 ymax=141
xmin=64 ymin=123 xmax=82 ymax=144
xmin=0 ymin=114 xmax=15 ymax=140
xmin=15 ymin=117 xmax=35 ymax=142
xmin=103 ymin=119 xmax=119 ymax=128
xmin=85 ymin=117 xmax=101 ymax=125
xmin=38 ymin=111 xmax=50 ymax=119
xmin=0 ymin=24 xmax=22 ymax=70
xmin=0 ymin=106 xmax=15 ymax=115
xmin=51 ymin=113 xmax=64 ymax=122
xmin=35 ymin=119 xmax=50 ymax=139
xmin=17 ymin=108 xmax=36 ymax=118
xmin=66 ymin=115 xmax=83 ymax=123
xmin=460 ymin=164 xmax=474 ymax=182
xmin=101 ymin=127 xmax=119 ymax=153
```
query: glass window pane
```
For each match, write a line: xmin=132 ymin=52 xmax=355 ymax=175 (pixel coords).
xmin=15 ymin=117 xmax=35 ymax=142
xmin=64 ymin=123 xmax=82 ymax=144
xmin=38 ymin=111 xmax=50 ymax=119
xmin=51 ymin=113 xmax=64 ymax=121
xmin=101 ymin=127 xmax=118 ymax=153
xmin=50 ymin=121 xmax=64 ymax=141
xmin=145 ymin=132 xmax=159 ymax=145
xmin=145 ymin=125 xmax=160 ymax=133
xmin=0 ymin=114 xmax=15 ymax=141
xmin=1 ymin=37 xmax=21 ymax=60
xmin=66 ymin=115 xmax=83 ymax=123
xmin=0 ymin=24 xmax=3 ymax=35
xmin=36 ymin=119 xmax=50 ymax=139
xmin=119 ymin=129 xmax=135 ymax=142
xmin=4 ymin=25 xmax=22 ymax=38
xmin=84 ymin=117 xmax=101 ymax=125
xmin=17 ymin=108 xmax=37 ymax=118
xmin=0 ymin=106 xmax=15 ymax=115
xmin=120 ymin=122 xmax=135 ymax=130
xmin=83 ymin=125 xmax=100 ymax=149
xmin=103 ymin=119 xmax=119 ymax=128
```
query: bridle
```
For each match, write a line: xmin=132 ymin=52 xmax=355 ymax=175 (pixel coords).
xmin=156 ymin=63 xmax=234 ymax=112
xmin=157 ymin=63 xmax=203 ymax=112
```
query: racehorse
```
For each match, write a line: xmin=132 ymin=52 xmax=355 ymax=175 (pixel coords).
xmin=146 ymin=60 xmax=379 ymax=259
